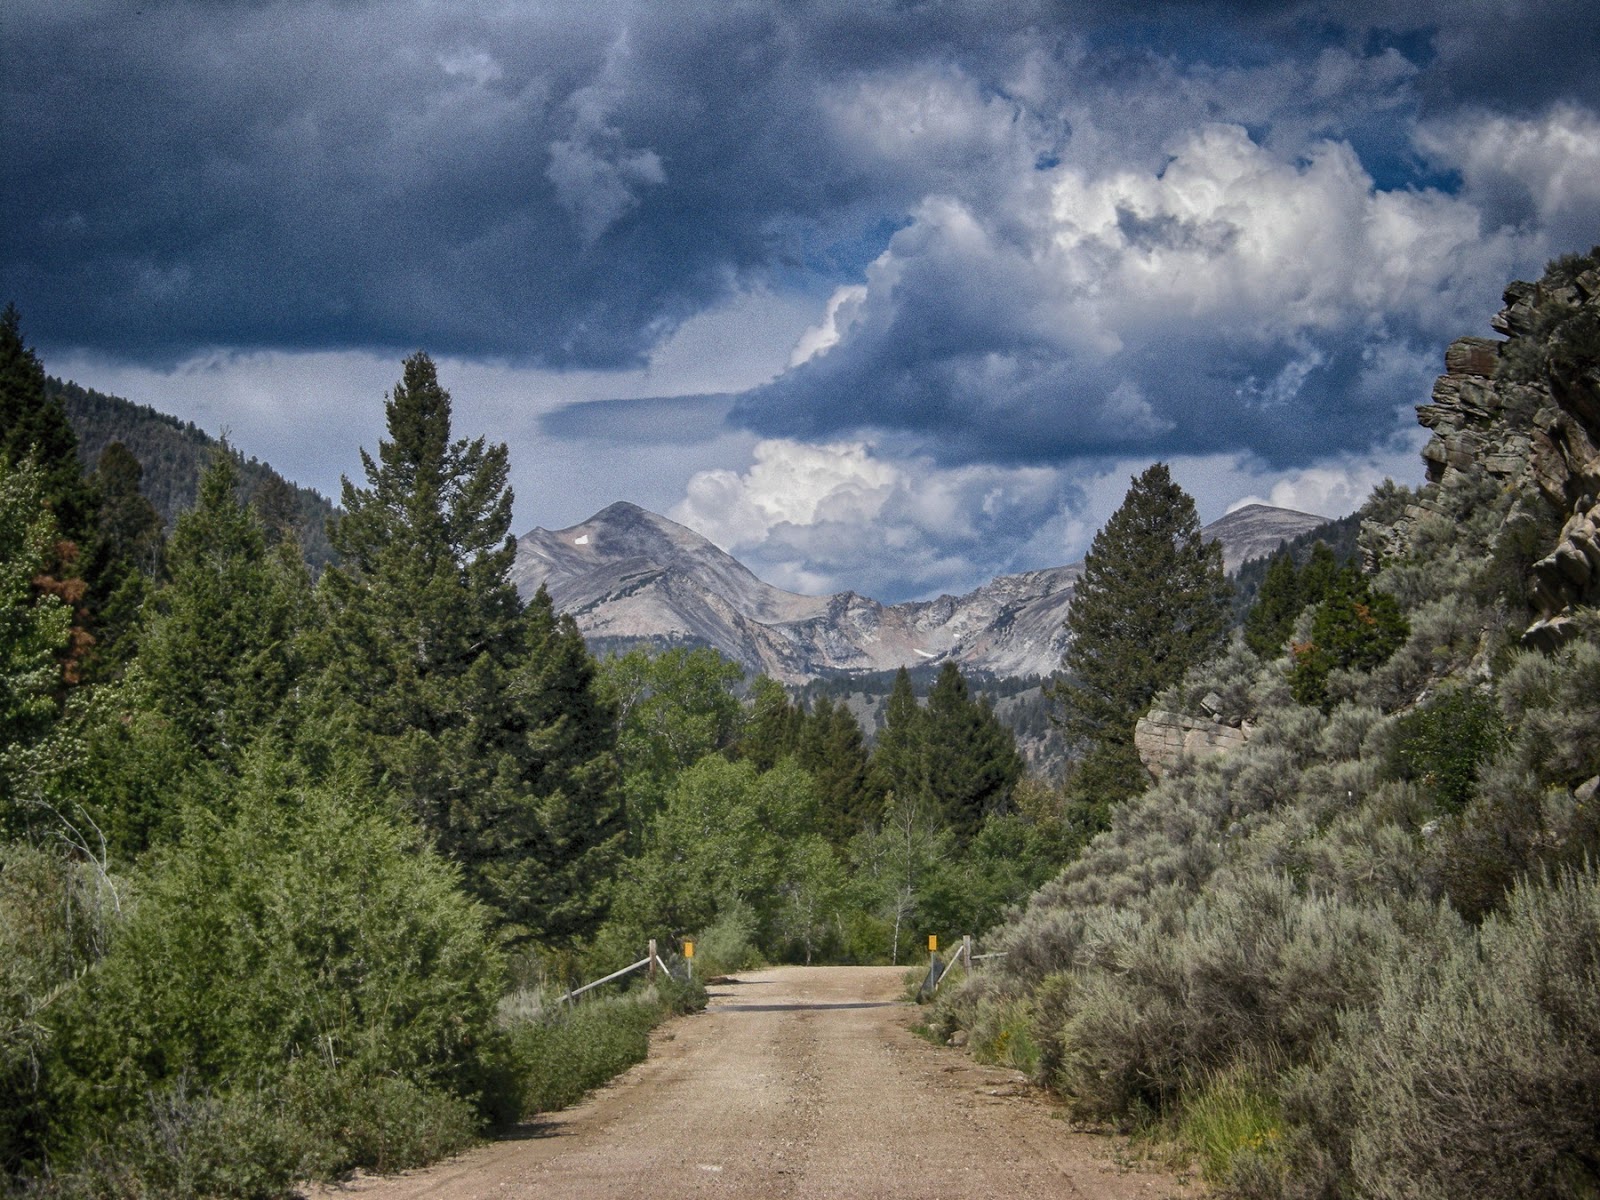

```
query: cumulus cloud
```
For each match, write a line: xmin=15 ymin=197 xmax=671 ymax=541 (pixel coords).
xmin=671 ymin=439 xmax=1074 ymax=600
xmin=1416 ymin=103 xmax=1600 ymax=252
xmin=731 ymin=120 xmax=1536 ymax=472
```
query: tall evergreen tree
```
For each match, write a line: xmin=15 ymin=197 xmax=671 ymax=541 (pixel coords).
xmin=1243 ymin=541 xmax=1341 ymax=658
xmin=0 ymin=306 xmax=93 ymax=548
xmin=737 ymin=675 xmax=802 ymax=771
xmin=867 ymin=667 xmax=924 ymax=807
xmin=319 ymin=352 xmax=521 ymax=808
xmin=0 ymin=460 xmax=73 ymax=836
xmin=1050 ymin=463 xmax=1231 ymax=807
xmin=139 ymin=450 xmax=310 ymax=764
xmin=797 ymin=695 xmax=872 ymax=846
xmin=0 ymin=307 xmax=97 ymax=682
xmin=921 ymin=663 xmax=1023 ymax=843
xmin=507 ymin=587 xmax=625 ymax=946
xmin=319 ymin=352 xmax=621 ymax=945
xmin=1243 ymin=548 xmax=1302 ymax=657
xmin=82 ymin=442 xmax=166 ymax=678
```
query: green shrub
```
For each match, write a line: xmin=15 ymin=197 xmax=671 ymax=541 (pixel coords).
xmin=1310 ymin=868 xmax=1600 ymax=1199
xmin=25 ymin=1082 xmax=302 ymax=1200
xmin=280 ymin=1064 xmax=478 ymax=1179
xmin=504 ymin=990 xmax=661 ymax=1115
xmin=970 ymin=994 xmax=1040 ymax=1075
xmin=1289 ymin=571 xmax=1408 ymax=709
xmin=693 ymin=901 xmax=763 ymax=976
xmin=41 ymin=762 xmax=501 ymax=1182
xmin=0 ymin=844 xmax=119 ymax=1176
xmin=1384 ymin=687 xmax=1506 ymax=814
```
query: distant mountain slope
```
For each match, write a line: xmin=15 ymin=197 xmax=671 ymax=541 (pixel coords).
xmin=52 ymin=378 xmax=340 ymax=570
xmin=513 ymin=501 xmax=1331 ymax=682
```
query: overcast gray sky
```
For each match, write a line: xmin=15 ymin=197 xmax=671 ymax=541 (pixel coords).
xmin=6 ymin=0 xmax=1598 ymax=600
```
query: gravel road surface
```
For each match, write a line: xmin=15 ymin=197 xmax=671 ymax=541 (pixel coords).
xmin=308 ymin=965 xmax=1201 ymax=1199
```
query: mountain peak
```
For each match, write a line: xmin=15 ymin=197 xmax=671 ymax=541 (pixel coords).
xmin=512 ymin=500 xmax=1334 ymax=682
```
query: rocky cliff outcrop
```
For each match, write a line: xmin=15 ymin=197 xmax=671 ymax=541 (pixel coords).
xmin=1407 ymin=249 xmax=1600 ymax=650
xmin=1135 ymin=693 xmax=1252 ymax=782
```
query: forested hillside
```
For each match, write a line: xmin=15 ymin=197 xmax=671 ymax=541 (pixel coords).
xmin=51 ymin=378 xmax=339 ymax=571
xmin=932 ymin=249 xmax=1600 ymax=1198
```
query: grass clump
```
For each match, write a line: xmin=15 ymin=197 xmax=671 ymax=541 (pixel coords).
xmin=1176 ymin=1065 xmax=1283 ymax=1187
xmin=500 ymin=973 xmax=706 ymax=1116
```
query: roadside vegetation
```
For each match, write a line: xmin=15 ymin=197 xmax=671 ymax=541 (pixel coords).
xmin=933 ymin=251 xmax=1600 ymax=1197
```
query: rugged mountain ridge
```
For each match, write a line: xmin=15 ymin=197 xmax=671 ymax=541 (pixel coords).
xmin=512 ymin=500 xmax=1330 ymax=682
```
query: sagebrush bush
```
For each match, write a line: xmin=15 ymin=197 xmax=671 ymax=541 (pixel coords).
xmin=1037 ymin=877 xmax=1406 ymax=1122
xmin=1310 ymin=867 xmax=1600 ymax=1199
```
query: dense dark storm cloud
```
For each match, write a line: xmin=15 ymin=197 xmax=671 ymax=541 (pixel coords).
xmin=5 ymin=0 xmax=1598 ymax=497
xmin=5 ymin=0 xmax=1050 ymax=362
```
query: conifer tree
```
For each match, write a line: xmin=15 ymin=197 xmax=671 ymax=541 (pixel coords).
xmin=507 ymin=587 xmax=625 ymax=945
xmin=1288 ymin=566 xmax=1408 ymax=709
xmin=319 ymin=352 xmax=621 ymax=945
xmin=868 ymin=667 xmax=924 ymax=808
xmin=1244 ymin=541 xmax=1341 ymax=658
xmin=797 ymin=695 xmax=872 ymax=846
xmin=0 ymin=460 xmax=73 ymax=836
xmin=921 ymin=663 xmax=1023 ymax=843
xmin=1243 ymin=548 xmax=1302 ymax=657
xmin=140 ymin=450 xmax=309 ymax=763
xmin=1051 ymin=463 xmax=1231 ymax=806
xmin=0 ymin=306 xmax=93 ymax=548
xmin=82 ymin=443 xmax=165 ymax=678
xmin=738 ymin=675 xmax=802 ymax=771
xmin=0 ymin=307 xmax=98 ymax=681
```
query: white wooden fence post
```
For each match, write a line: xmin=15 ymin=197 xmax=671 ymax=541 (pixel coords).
xmin=648 ymin=939 xmax=657 ymax=981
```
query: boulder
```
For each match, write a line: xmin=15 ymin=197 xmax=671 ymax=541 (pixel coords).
xmin=1135 ymin=709 xmax=1251 ymax=782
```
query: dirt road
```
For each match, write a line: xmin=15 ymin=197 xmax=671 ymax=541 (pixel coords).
xmin=311 ymin=966 xmax=1200 ymax=1199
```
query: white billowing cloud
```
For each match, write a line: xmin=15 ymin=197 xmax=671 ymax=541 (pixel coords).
xmin=672 ymin=439 xmax=902 ymax=552
xmin=737 ymin=118 xmax=1540 ymax=470
xmin=671 ymin=438 xmax=1072 ymax=599
xmin=1220 ymin=443 xmax=1428 ymax=520
xmin=670 ymin=434 xmax=1436 ymax=602
xmin=1047 ymin=123 xmax=1514 ymax=346
xmin=1416 ymin=102 xmax=1600 ymax=252
xmin=790 ymin=285 xmax=868 ymax=367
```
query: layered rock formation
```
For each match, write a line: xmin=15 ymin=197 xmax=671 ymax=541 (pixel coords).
xmin=1409 ymin=251 xmax=1600 ymax=649
xmin=1135 ymin=693 xmax=1252 ymax=782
